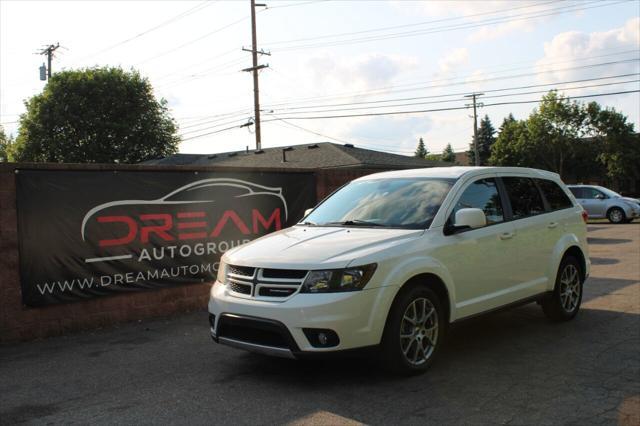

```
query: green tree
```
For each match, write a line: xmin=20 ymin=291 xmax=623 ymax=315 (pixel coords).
xmin=490 ymin=116 xmax=530 ymax=167
xmin=414 ymin=137 xmax=428 ymax=158
xmin=468 ymin=115 xmax=496 ymax=166
xmin=490 ymin=92 xmax=586 ymax=176
xmin=441 ymin=143 xmax=455 ymax=162
xmin=0 ymin=125 xmax=14 ymax=162
xmin=585 ymin=102 xmax=639 ymax=186
xmin=425 ymin=153 xmax=441 ymax=161
xmin=12 ymin=67 xmax=179 ymax=163
xmin=489 ymin=92 xmax=637 ymax=186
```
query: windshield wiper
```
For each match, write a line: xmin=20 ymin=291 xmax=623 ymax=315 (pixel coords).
xmin=321 ymin=219 xmax=384 ymax=227
xmin=298 ymin=221 xmax=317 ymax=226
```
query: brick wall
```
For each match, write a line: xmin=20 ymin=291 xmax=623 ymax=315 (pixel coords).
xmin=0 ymin=163 xmax=383 ymax=342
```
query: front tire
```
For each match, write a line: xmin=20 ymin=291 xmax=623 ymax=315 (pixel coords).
xmin=541 ymin=256 xmax=583 ymax=321
xmin=380 ymin=286 xmax=446 ymax=375
xmin=607 ymin=207 xmax=626 ymax=224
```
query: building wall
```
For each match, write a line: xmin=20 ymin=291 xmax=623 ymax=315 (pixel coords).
xmin=0 ymin=163 xmax=382 ymax=342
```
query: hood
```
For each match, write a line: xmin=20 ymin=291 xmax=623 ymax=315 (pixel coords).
xmin=622 ymin=197 xmax=640 ymax=204
xmin=223 ymin=225 xmax=424 ymax=269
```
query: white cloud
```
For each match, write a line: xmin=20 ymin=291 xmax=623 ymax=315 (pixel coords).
xmin=347 ymin=115 xmax=432 ymax=153
xmin=438 ymin=48 xmax=468 ymax=74
xmin=467 ymin=19 xmax=536 ymax=43
xmin=305 ymin=51 xmax=418 ymax=94
xmin=393 ymin=0 xmax=567 ymax=43
xmin=536 ymin=17 xmax=640 ymax=84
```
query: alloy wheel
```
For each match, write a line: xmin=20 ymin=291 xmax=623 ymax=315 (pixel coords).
xmin=559 ymin=264 xmax=581 ymax=312
xmin=609 ymin=209 xmax=624 ymax=223
xmin=400 ymin=297 xmax=438 ymax=366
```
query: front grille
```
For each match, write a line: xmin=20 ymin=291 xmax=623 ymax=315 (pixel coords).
xmin=262 ymin=269 xmax=308 ymax=279
xmin=226 ymin=265 xmax=308 ymax=299
xmin=229 ymin=281 xmax=251 ymax=295
xmin=228 ymin=265 xmax=255 ymax=277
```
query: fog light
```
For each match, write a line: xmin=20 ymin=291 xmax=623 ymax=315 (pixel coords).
xmin=303 ymin=328 xmax=339 ymax=348
xmin=318 ymin=333 xmax=328 ymax=345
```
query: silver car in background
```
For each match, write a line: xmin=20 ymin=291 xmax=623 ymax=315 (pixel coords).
xmin=567 ymin=185 xmax=640 ymax=223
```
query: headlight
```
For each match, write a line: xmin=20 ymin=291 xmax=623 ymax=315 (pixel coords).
xmin=301 ymin=264 xmax=377 ymax=293
xmin=216 ymin=260 xmax=227 ymax=284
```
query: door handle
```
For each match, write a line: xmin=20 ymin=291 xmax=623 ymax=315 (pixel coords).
xmin=499 ymin=232 xmax=514 ymax=240
xmin=547 ymin=222 xmax=559 ymax=229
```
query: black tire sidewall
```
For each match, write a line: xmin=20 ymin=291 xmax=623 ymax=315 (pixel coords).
xmin=381 ymin=286 xmax=446 ymax=374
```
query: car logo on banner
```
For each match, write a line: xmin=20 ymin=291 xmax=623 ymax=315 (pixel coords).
xmin=80 ymin=178 xmax=288 ymax=264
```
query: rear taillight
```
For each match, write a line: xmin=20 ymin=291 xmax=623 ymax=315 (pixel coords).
xmin=581 ymin=210 xmax=589 ymax=223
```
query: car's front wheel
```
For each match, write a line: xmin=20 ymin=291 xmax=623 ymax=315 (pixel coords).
xmin=380 ymin=285 xmax=446 ymax=375
xmin=607 ymin=207 xmax=626 ymax=224
xmin=541 ymin=256 xmax=583 ymax=321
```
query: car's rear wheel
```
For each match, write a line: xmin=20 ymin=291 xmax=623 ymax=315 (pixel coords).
xmin=380 ymin=285 xmax=446 ymax=375
xmin=541 ymin=256 xmax=583 ymax=321
xmin=607 ymin=207 xmax=626 ymax=224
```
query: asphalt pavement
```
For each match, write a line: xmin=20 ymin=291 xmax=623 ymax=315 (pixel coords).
xmin=1 ymin=223 xmax=638 ymax=425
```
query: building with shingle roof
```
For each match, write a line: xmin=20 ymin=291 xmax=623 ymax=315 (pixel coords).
xmin=144 ymin=142 xmax=449 ymax=169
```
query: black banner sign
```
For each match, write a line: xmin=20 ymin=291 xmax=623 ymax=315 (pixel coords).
xmin=16 ymin=170 xmax=316 ymax=306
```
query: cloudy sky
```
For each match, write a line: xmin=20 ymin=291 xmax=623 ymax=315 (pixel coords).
xmin=1 ymin=0 xmax=639 ymax=156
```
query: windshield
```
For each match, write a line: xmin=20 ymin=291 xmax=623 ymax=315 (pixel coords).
xmin=596 ymin=186 xmax=621 ymax=198
xmin=302 ymin=178 xmax=455 ymax=229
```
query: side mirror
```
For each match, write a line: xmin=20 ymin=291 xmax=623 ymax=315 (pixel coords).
xmin=304 ymin=208 xmax=313 ymax=217
xmin=595 ymin=194 xmax=605 ymax=200
xmin=444 ymin=208 xmax=487 ymax=235
xmin=455 ymin=208 xmax=487 ymax=229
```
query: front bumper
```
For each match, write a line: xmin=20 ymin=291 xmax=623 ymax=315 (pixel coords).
xmin=208 ymin=280 xmax=396 ymax=356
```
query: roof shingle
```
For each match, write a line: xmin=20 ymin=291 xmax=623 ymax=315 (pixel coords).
xmin=145 ymin=142 xmax=449 ymax=169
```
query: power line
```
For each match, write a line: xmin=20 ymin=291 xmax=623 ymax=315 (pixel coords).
xmin=268 ymin=1 xmax=628 ymax=52
xmin=268 ymin=74 xmax=640 ymax=113
xmin=82 ymin=1 xmax=215 ymax=61
xmin=175 ymin=73 xmax=639 ymax=136
xmin=266 ymin=119 xmax=417 ymax=156
xmin=267 ymin=0 xmax=330 ymax=10
xmin=136 ymin=14 xmax=251 ymax=65
xmin=180 ymin=90 xmax=639 ymax=142
xmin=268 ymin=78 xmax=640 ymax=116
xmin=263 ymin=0 xmax=558 ymax=45
xmin=260 ymin=55 xmax=640 ymax=107
xmin=265 ymin=90 xmax=640 ymax=121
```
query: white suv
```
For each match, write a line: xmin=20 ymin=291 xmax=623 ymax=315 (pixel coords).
xmin=208 ymin=167 xmax=590 ymax=374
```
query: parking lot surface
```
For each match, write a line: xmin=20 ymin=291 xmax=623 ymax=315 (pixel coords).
xmin=1 ymin=223 xmax=638 ymax=425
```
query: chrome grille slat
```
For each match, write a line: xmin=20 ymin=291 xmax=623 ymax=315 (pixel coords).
xmin=226 ymin=265 xmax=308 ymax=299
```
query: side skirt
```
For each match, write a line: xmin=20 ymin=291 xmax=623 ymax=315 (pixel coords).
xmin=452 ymin=291 xmax=552 ymax=324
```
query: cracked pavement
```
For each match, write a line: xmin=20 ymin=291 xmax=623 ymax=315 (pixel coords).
xmin=0 ymin=223 xmax=638 ymax=425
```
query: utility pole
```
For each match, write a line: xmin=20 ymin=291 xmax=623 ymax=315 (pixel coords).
xmin=242 ymin=0 xmax=269 ymax=150
xmin=39 ymin=43 xmax=60 ymax=79
xmin=465 ymin=93 xmax=484 ymax=166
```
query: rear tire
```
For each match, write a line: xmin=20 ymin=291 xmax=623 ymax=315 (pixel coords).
xmin=541 ymin=256 xmax=583 ymax=322
xmin=380 ymin=285 xmax=446 ymax=375
xmin=607 ymin=207 xmax=626 ymax=224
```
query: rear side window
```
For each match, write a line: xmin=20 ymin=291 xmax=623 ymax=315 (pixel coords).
xmin=502 ymin=177 xmax=545 ymax=219
xmin=536 ymin=179 xmax=574 ymax=210
xmin=568 ymin=187 xmax=583 ymax=198
xmin=451 ymin=178 xmax=504 ymax=224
